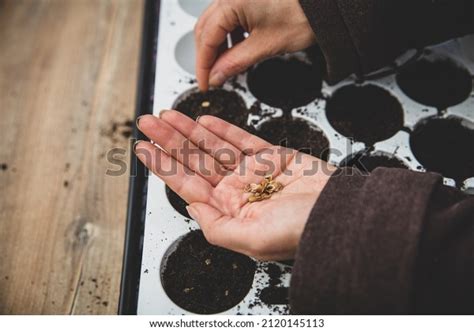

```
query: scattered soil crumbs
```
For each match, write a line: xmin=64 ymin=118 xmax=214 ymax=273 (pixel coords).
xmin=396 ymin=53 xmax=472 ymax=109
xmin=256 ymin=117 xmax=330 ymax=160
xmin=259 ymin=264 xmax=289 ymax=305
xmin=259 ymin=287 xmax=289 ymax=305
xmin=410 ymin=117 xmax=474 ymax=183
xmin=174 ymin=89 xmax=249 ymax=127
xmin=1 ymin=163 xmax=7 ymax=171
xmin=247 ymin=57 xmax=323 ymax=110
xmin=102 ymin=119 xmax=134 ymax=142
xmin=161 ymin=230 xmax=256 ymax=314
xmin=247 ymin=263 xmax=291 ymax=312
xmin=345 ymin=154 xmax=409 ymax=173
xmin=326 ymin=84 xmax=404 ymax=145
xmin=266 ymin=264 xmax=283 ymax=287
xmin=165 ymin=185 xmax=191 ymax=220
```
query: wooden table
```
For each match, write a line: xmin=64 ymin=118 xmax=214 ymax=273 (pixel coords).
xmin=0 ymin=0 xmax=144 ymax=314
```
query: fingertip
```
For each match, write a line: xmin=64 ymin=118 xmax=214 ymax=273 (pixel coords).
xmin=133 ymin=140 xmax=144 ymax=153
xmin=196 ymin=72 xmax=210 ymax=92
xmin=136 ymin=114 xmax=157 ymax=127
xmin=186 ymin=205 xmax=199 ymax=221
xmin=198 ymin=82 xmax=209 ymax=92
xmin=209 ymin=71 xmax=226 ymax=87
xmin=133 ymin=140 xmax=156 ymax=167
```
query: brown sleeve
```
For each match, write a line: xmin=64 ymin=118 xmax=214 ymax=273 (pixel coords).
xmin=299 ymin=0 xmax=474 ymax=83
xmin=290 ymin=168 xmax=474 ymax=314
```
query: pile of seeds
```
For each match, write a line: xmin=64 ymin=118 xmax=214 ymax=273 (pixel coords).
xmin=244 ymin=175 xmax=283 ymax=203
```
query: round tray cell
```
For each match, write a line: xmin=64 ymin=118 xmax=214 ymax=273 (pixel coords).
xmin=247 ymin=57 xmax=323 ymax=110
xmin=166 ymin=185 xmax=190 ymax=219
xmin=396 ymin=53 xmax=472 ymax=109
xmin=326 ymin=84 xmax=404 ymax=145
xmin=175 ymin=32 xmax=196 ymax=75
xmin=256 ymin=117 xmax=330 ymax=161
xmin=178 ymin=0 xmax=212 ymax=17
xmin=343 ymin=152 xmax=409 ymax=173
xmin=161 ymin=230 xmax=256 ymax=314
xmin=410 ymin=116 xmax=474 ymax=183
xmin=174 ymin=88 xmax=249 ymax=126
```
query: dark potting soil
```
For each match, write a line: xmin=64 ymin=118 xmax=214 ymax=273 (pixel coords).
xmin=165 ymin=185 xmax=190 ymax=219
xmin=259 ymin=287 xmax=289 ymax=305
xmin=326 ymin=84 xmax=404 ymax=145
xmin=345 ymin=154 xmax=409 ymax=173
xmin=256 ymin=117 xmax=330 ymax=160
xmin=174 ymin=89 xmax=249 ymax=127
xmin=304 ymin=45 xmax=327 ymax=77
xmin=161 ymin=230 xmax=256 ymax=314
xmin=257 ymin=264 xmax=289 ymax=305
xmin=265 ymin=264 xmax=283 ymax=287
xmin=410 ymin=117 xmax=474 ymax=183
xmin=247 ymin=57 xmax=323 ymax=110
xmin=278 ymin=260 xmax=294 ymax=267
xmin=396 ymin=54 xmax=472 ymax=109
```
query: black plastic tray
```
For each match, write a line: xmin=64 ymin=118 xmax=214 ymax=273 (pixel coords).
xmin=118 ymin=0 xmax=160 ymax=315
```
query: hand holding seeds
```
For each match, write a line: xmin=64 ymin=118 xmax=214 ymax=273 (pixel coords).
xmin=135 ymin=111 xmax=335 ymax=260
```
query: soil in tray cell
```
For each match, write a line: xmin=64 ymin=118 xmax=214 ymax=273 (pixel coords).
xmin=161 ymin=230 xmax=256 ymax=314
xmin=259 ymin=287 xmax=289 ymax=305
xmin=247 ymin=57 xmax=323 ymax=110
xmin=396 ymin=53 xmax=472 ymax=109
xmin=410 ymin=117 xmax=474 ymax=183
xmin=326 ymin=84 xmax=404 ymax=145
xmin=255 ymin=117 xmax=330 ymax=161
xmin=166 ymin=185 xmax=191 ymax=219
xmin=174 ymin=89 xmax=249 ymax=127
xmin=344 ymin=153 xmax=409 ymax=173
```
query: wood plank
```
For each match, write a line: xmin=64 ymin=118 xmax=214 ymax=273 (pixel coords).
xmin=0 ymin=0 xmax=144 ymax=314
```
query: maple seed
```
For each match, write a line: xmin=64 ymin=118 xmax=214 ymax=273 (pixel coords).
xmin=245 ymin=174 xmax=283 ymax=203
xmin=201 ymin=101 xmax=210 ymax=108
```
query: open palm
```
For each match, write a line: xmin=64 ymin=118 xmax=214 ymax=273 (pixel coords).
xmin=135 ymin=111 xmax=335 ymax=260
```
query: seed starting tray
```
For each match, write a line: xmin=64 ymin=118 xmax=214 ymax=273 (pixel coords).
xmin=119 ymin=0 xmax=474 ymax=315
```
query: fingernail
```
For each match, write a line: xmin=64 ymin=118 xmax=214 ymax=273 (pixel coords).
xmin=209 ymin=71 xmax=226 ymax=86
xmin=133 ymin=140 xmax=142 ymax=152
xmin=136 ymin=115 xmax=144 ymax=127
xmin=195 ymin=115 xmax=201 ymax=123
xmin=159 ymin=109 xmax=170 ymax=118
xmin=186 ymin=206 xmax=199 ymax=220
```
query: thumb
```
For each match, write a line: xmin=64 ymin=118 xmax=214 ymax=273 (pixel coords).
xmin=209 ymin=34 xmax=274 ymax=87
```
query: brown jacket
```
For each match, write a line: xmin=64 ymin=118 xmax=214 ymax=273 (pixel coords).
xmin=291 ymin=0 xmax=474 ymax=314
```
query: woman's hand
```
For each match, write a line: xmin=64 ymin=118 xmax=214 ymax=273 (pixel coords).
xmin=135 ymin=111 xmax=335 ymax=260
xmin=195 ymin=0 xmax=317 ymax=91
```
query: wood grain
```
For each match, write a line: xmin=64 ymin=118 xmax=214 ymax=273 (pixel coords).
xmin=0 ymin=0 xmax=144 ymax=314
